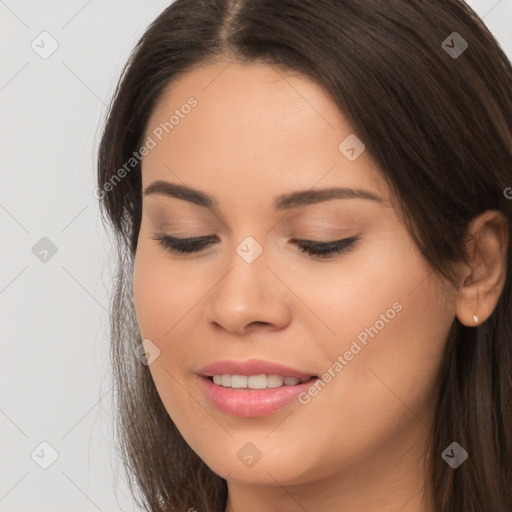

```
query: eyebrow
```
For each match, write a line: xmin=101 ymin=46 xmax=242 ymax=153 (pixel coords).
xmin=143 ymin=180 xmax=383 ymax=211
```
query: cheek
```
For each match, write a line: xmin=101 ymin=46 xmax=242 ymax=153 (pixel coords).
xmin=133 ymin=243 xmax=197 ymax=340
xmin=132 ymin=246 xmax=199 ymax=429
xmin=272 ymin=248 xmax=454 ymax=478
xmin=311 ymin=239 xmax=454 ymax=430
xmin=132 ymin=241 xmax=209 ymax=391
xmin=279 ymin=237 xmax=412 ymax=345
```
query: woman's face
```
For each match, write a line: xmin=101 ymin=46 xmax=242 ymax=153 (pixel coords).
xmin=133 ymin=60 xmax=457 ymax=491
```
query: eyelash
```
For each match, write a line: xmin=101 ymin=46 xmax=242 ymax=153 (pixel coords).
xmin=151 ymin=233 xmax=359 ymax=258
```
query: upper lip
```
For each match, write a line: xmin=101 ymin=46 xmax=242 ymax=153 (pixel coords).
xmin=198 ymin=359 xmax=317 ymax=378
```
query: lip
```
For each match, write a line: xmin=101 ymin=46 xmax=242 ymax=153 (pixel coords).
xmin=198 ymin=359 xmax=316 ymax=379
xmin=199 ymin=375 xmax=318 ymax=417
xmin=197 ymin=359 xmax=318 ymax=417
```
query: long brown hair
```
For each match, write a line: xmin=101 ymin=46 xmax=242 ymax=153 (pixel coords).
xmin=97 ymin=1 xmax=512 ymax=510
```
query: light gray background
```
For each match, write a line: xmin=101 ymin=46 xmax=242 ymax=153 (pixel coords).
xmin=1 ymin=1 xmax=511 ymax=511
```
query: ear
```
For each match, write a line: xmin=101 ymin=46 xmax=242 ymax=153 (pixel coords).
xmin=456 ymin=210 xmax=509 ymax=327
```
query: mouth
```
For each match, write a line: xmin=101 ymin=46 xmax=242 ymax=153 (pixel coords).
xmin=197 ymin=359 xmax=319 ymax=417
xmin=206 ymin=374 xmax=317 ymax=389
xmin=199 ymin=373 xmax=319 ymax=417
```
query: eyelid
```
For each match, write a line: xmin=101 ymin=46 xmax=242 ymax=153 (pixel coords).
xmin=290 ymin=235 xmax=359 ymax=258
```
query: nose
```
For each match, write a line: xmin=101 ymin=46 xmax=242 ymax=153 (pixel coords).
xmin=203 ymin=245 xmax=293 ymax=336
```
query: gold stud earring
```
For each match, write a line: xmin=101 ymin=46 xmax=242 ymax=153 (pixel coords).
xmin=473 ymin=314 xmax=479 ymax=325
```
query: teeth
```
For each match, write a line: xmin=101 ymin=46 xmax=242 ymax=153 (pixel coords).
xmin=267 ymin=374 xmax=284 ymax=388
xmin=231 ymin=375 xmax=247 ymax=388
xmin=211 ymin=374 xmax=311 ymax=389
xmin=248 ymin=375 xmax=267 ymax=389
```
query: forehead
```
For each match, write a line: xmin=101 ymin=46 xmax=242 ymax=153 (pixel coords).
xmin=141 ymin=60 xmax=389 ymax=208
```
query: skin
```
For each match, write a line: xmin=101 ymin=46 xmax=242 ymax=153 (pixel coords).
xmin=132 ymin=59 xmax=508 ymax=512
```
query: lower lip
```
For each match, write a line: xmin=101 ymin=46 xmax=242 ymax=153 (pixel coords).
xmin=200 ymin=376 xmax=317 ymax=417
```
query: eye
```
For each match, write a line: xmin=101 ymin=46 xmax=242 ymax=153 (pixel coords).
xmin=152 ymin=233 xmax=359 ymax=258
xmin=291 ymin=236 xmax=359 ymax=258
xmin=152 ymin=233 xmax=218 ymax=254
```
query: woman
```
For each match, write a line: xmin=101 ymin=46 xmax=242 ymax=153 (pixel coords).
xmin=96 ymin=0 xmax=512 ymax=510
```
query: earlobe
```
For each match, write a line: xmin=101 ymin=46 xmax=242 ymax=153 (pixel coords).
xmin=455 ymin=210 xmax=509 ymax=327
